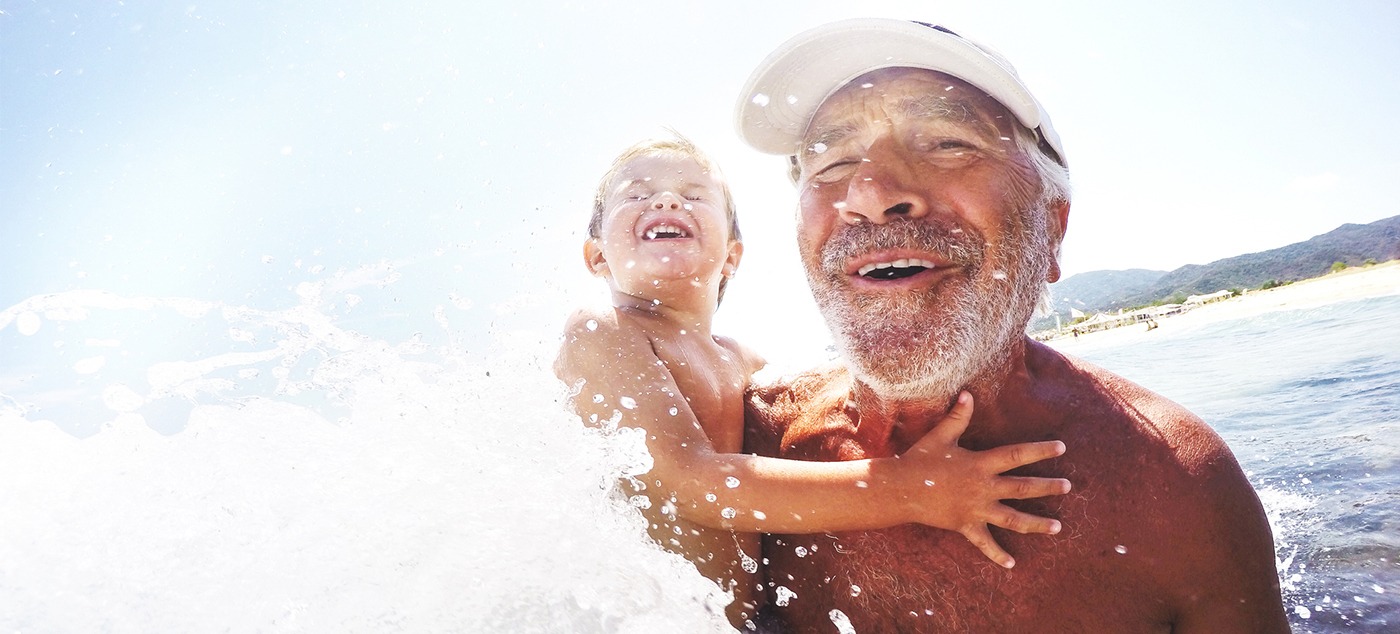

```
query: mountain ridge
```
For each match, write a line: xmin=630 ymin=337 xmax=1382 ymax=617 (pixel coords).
xmin=1040 ymin=214 xmax=1399 ymax=327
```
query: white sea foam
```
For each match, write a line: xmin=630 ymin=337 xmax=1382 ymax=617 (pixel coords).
xmin=0 ymin=291 xmax=732 ymax=632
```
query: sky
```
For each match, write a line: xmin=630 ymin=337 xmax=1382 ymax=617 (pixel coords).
xmin=3 ymin=0 xmax=1398 ymax=362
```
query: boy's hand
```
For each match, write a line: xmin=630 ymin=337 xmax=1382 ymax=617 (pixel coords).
xmin=898 ymin=391 xmax=1071 ymax=569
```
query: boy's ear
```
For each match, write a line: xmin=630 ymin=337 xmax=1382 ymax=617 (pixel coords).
xmin=583 ymin=238 xmax=608 ymax=276
xmin=722 ymin=240 xmax=743 ymax=277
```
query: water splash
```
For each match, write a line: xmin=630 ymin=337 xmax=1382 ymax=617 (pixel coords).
xmin=0 ymin=290 xmax=733 ymax=632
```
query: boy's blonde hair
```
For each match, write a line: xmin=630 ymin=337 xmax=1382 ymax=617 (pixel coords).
xmin=590 ymin=133 xmax=742 ymax=304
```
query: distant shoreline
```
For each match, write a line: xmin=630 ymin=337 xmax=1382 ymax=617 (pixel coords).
xmin=1045 ymin=260 xmax=1400 ymax=353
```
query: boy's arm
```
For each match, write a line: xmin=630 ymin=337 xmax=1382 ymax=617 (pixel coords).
xmin=556 ymin=310 xmax=1068 ymax=551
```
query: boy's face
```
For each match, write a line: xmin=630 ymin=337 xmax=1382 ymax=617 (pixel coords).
xmin=587 ymin=153 xmax=740 ymax=303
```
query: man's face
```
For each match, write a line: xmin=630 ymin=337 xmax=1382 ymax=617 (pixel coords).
xmin=794 ymin=67 xmax=1059 ymax=399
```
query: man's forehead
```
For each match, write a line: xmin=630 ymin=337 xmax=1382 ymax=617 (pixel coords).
xmin=800 ymin=68 xmax=1011 ymax=153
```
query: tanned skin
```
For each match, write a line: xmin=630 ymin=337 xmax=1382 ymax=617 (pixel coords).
xmin=557 ymin=150 xmax=1071 ymax=629
xmin=745 ymin=68 xmax=1288 ymax=632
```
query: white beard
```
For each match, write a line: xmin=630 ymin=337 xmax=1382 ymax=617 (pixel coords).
xmin=806 ymin=204 xmax=1052 ymax=402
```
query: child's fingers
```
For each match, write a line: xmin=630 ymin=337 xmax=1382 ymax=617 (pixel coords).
xmin=992 ymin=475 xmax=1072 ymax=500
xmin=985 ymin=504 xmax=1064 ymax=536
xmin=961 ymin=525 xmax=1015 ymax=569
xmin=983 ymin=440 xmax=1066 ymax=472
xmin=927 ymin=391 xmax=974 ymax=444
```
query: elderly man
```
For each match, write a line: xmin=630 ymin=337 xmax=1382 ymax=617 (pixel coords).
xmin=735 ymin=19 xmax=1288 ymax=632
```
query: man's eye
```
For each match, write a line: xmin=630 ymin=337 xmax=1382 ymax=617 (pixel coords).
xmin=810 ymin=160 xmax=858 ymax=183
xmin=913 ymin=136 xmax=971 ymax=152
xmin=684 ymin=195 xmax=704 ymax=201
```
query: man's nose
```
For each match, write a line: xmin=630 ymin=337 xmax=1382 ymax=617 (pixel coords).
xmin=652 ymin=192 xmax=683 ymax=210
xmin=839 ymin=143 xmax=930 ymax=225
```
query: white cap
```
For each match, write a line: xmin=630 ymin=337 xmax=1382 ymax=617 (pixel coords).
xmin=734 ymin=18 xmax=1065 ymax=166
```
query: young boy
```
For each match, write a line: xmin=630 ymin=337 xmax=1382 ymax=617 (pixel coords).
xmin=555 ymin=135 xmax=1070 ymax=630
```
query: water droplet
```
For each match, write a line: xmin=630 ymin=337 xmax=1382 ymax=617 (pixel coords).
xmin=833 ymin=201 xmax=848 ymax=210
xmin=721 ymin=507 xmax=737 ymax=519
xmin=16 ymin=312 xmax=41 ymax=336
xmin=1373 ymin=584 xmax=1385 ymax=594
xmin=667 ymin=407 xmax=678 ymax=416
xmin=678 ymin=329 xmax=686 ymax=335
xmin=740 ymin=551 xmax=759 ymax=574
xmin=752 ymin=510 xmax=766 ymax=520
xmin=751 ymin=93 xmax=770 ymax=107
xmin=585 ymin=319 xmax=598 ymax=331
xmin=829 ymin=609 xmax=856 ymax=634
xmin=849 ymin=584 xmax=862 ymax=597
xmin=786 ymin=94 xmax=798 ymax=105
xmin=860 ymin=82 xmax=874 ymax=88
xmin=725 ymin=476 xmax=741 ymax=488
xmin=629 ymin=495 xmax=651 ymax=509
xmin=1114 ymin=545 xmax=1127 ymax=555
xmin=811 ymin=142 xmax=828 ymax=154
xmin=592 ymin=394 xmax=604 ymax=403
xmin=73 ymin=356 xmax=106 ymax=375
xmin=1294 ymin=605 xmax=1311 ymax=619
xmin=705 ymin=493 xmax=717 ymax=503
xmin=992 ymin=270 xmax=1008 ymax=280
xmin=619 ymin=396 xmax=637 ymax=409
xmin=924 ymin=479 xmax=935 ymax=486
xmin=795 ymin=546 xmax=809 ymax=558
xmin=855 ymin=480 xmax=868 ymax=488
xmin=774 ymin=586 xmax=797 ymax=607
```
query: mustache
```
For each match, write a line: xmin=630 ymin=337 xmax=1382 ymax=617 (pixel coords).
xmin=820 ymin=218 xmax=985 ymax=274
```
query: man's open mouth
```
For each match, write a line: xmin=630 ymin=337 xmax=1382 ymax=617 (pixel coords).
xmin=643 ymin=223 xmax=692 ymax=240
xmin=857 ymin=258 xmax=936 ymax=280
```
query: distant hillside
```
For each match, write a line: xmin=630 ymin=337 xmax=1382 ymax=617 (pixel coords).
xmin=1120 ymin=215 xmax=1400 ymax=307
xmin=1034 ymin=214 xmax=1399 ymax=330
xmin=1046 ymin=269 xmax=1166 ymax=315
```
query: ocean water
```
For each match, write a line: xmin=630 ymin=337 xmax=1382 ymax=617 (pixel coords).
xmin=1053 ymin=294 xmax=1400 ymax=632
xmin=2 ymin=290 xmax=1396 ymax=632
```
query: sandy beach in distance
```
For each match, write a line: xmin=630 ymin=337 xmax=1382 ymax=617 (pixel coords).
xmin=1046 ymin=260 xmax=1400 ymax=354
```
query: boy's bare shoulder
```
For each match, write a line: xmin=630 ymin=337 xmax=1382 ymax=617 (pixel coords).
xmin=556 ymin=307 xmax=655 ymax=378
xmin=713 ymin=334 xmax=767 ymax=375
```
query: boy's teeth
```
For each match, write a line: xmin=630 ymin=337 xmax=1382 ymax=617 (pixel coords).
xmin=644 ymin=224 xmax=688 ymax=239
xmin=856 ymin=258 xmax=937 ymax=277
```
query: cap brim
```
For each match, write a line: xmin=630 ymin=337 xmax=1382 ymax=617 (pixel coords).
xmin=735 ymin=19 xmax=1052 ymax=159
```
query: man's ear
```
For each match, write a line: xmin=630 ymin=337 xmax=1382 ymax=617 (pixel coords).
xmin=1046 ymin=199 xmax=1070 ymax=283
xmin=583 ymin=238 xmax=608 ymax=277
xmin=722 ymin=240 xmax=744 ymax=277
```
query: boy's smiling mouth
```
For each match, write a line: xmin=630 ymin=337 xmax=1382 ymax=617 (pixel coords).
xmin=644 ymin=223 xmax=692 ymax=240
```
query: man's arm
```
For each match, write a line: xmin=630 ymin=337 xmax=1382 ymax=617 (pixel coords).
xmin=1166 ymin=429 xmax=1290 ymax=632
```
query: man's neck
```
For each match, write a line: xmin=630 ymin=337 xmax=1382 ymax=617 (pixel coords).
xmin=849 ymin=337 xmax=1033 ymax=453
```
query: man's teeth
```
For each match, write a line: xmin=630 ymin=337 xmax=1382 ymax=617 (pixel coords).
xmin=644 ymin=224 xmax=689 ymax=239
xmin=857 ymin=258 xmax=937 ymax=277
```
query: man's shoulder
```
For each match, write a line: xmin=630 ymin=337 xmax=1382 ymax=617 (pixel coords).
xmin=1028 ymin=344 xmax=1287 ymax=628
xmin=1028 ymin=341 xmax=1230 ymax=473
xmin=743 ymin=364 xmax=856 ymax=458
